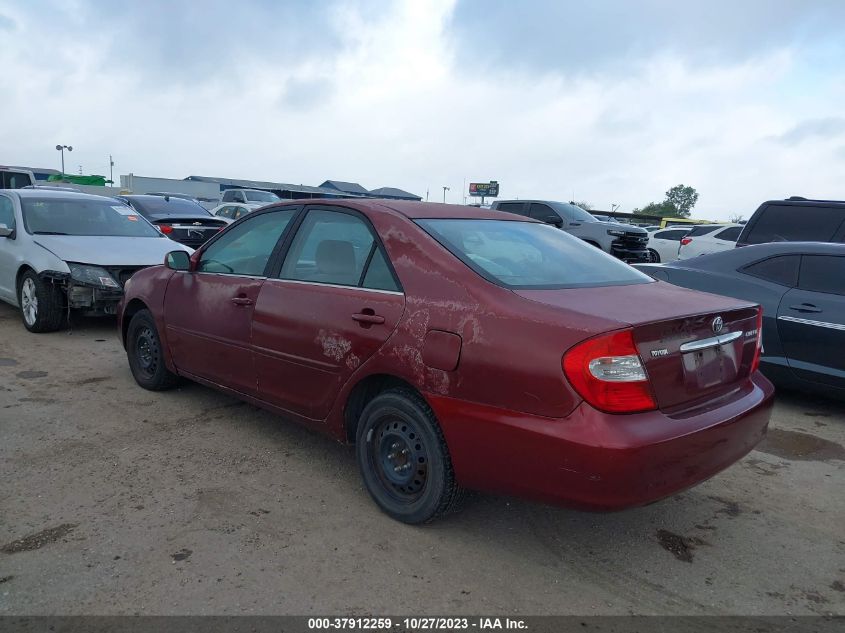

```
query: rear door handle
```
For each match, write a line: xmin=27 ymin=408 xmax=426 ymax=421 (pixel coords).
xmin=789 ymin=303 xmax=822 ymax=313
xmin=231 ymin=296 xmax=254 ymax=306
xmin=352 ymin=313 xmax=385 ymax=325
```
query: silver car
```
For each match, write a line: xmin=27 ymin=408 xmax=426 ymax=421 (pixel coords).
xmin=0 ymin=189 xmax=191 ymax=332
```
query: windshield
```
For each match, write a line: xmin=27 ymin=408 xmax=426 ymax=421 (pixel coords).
xmin=244 ymin=190 xmax=279 ymax=203
xmin=553 ymin=202 xmax=597 ymax=223
xmin=22 ymin=197 xmax=163 ymax=237
xmin=127 ymin=196 xmax=211 ymax=216
xmin=418 ymin=219 xmax=652 ymax=289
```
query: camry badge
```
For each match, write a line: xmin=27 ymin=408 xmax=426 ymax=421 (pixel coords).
xmin=712 ymin=316 xmax=724 ymax=334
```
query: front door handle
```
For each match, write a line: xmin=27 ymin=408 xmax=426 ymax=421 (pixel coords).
xmin=789 ymin=303 xmax=822 ymax=313
xmin=352 ymin=312 xmax=385 ymax=325
xmin=231 ymin=296 xmax=254 ymax=306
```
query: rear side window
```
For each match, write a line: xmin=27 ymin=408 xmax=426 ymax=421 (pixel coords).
xmin=418 ymin=219 xmax=651 ymax=289
xmin=715 ymin=226 xmax=742 ymax=241
xmin=743 ymin=204 xmax=844 ymax=244
xmin=280 ymin=209 xmax=398 ymax=290
xmin=654 ymin=229 xmax=687 ymax=240
xmin=687 ymin=225 xmax=721 ymax=237
xmin=497 ymin=202 xmax=528 ymax=216
xmin=798 ymin=256 xmax=845 ymax=296
xmin=2 ymin=171 xmax=33 ymax=189
xmin=740 ymin=255 xmax=800 ymax=287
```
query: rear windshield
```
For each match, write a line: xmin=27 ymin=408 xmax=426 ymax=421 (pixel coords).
xmin=127 ymin=197 xmax=210 ymax=216
xmin=243 ymin=190 xmax=279 ymax=203
xmin=22 ymin=197 xmax=162 ymax=237
xmin=743 ymin=204 xmax=845 ymax=244
xmin=417 ymin=219 xmax=652 ymax=289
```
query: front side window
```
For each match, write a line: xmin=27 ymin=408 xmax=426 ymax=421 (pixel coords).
xmin=418 ymin=219 xmax=652 ymax=289
xmin=280 ymin=209 xmax=387 ymax=288
xmin=0 ymin=196 xmax=15 ymax=229
xmin=745 ymin=204 xmax=844 ymax=244
xmin=21 ymin=197 xmax=162 ymax=237
xmin=198 ymin=209 xmax=295 ymax=275
xmin=528 ymin=203 xmax=558 ymax=222
xmin=798 ymin=256 xmax=845 ymax=296
xmin=551 ymin=202 xmax=596 ymax=223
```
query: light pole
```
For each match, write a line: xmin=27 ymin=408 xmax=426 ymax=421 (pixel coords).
xmin=442 ymin=186 xmax=450 ymax=203
xmin=55 ymin=144 xmax=72 ymax=178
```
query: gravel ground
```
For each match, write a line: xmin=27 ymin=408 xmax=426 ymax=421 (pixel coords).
xmin=0 ymin=301 xmax=843 ymax=616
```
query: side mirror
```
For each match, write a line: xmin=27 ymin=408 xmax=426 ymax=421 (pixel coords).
xmin=0 ymin=225 xmax=13 ymax=238
xmin=165 ymin=250 xmax=191 ymax=271
xmin=544 ymin=215 xmax=563 ymax=228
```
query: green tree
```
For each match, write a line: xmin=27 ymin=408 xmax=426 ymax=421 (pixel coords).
xmin=665 ymin=184 xmax=699 ymax=217
xmin=632 ymin=184 xmax=699 ymax=218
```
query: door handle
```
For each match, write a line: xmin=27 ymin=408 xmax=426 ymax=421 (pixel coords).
xmin=352 ymin=312 xmax=385 ymax=325
xmin=789 ymin=303 xmax=822 ymax=313
xmin=231 ymin=296 xmax=254 ymax=306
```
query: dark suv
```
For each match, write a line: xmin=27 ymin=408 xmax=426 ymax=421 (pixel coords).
xmin=737 ymin=197 xmax=845 ymax=246
xmin=491 ymin=199 xmax=650 ymax=262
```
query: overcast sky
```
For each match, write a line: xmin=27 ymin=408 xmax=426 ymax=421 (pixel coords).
xmin=1 ymin=0 xmax=844 ymax=219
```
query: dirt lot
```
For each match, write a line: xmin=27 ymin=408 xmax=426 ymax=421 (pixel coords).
xmin=0 ymin=301 xmax=843 ymax=616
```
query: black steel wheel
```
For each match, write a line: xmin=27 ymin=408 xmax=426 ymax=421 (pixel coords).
xmin=648 ymin=249 xmax=661 ymax=263
xmin=356 ymin=388 xmax=463 ymax=523
xmin=126 ymin=309 xmax=180 ymax=391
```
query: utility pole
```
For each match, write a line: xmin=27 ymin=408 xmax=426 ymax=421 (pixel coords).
xmin=109 ymin=155 xmax=114 ymax=185
xmin=425 ymin=188 xmax=429 ymax=202
xmin=442 ymin=186 xmax=450 ymax=203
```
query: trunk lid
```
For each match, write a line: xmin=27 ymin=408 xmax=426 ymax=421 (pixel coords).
xmin=515 ymin=281 xmax=761 ymax=411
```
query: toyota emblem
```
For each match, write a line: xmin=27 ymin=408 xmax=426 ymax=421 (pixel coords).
xmin=712 ymin=316 xmax=724 ymax=334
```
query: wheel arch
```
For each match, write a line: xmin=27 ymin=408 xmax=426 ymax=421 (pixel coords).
xmin=121 ymin=298 xmax=150 ymax=346
xmin=343 ymin=373 xmax=425 ymax=443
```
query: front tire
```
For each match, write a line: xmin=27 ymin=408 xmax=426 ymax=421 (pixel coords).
xmin=356 ymin=388 xmax=463 ymax=524
xmin=126 ymin=309 xmax=180 ymax=391
xmin=18 ymin=270 xmax=64 ymax=333
xmin=648 ymin=249 xmax=661 ymax=263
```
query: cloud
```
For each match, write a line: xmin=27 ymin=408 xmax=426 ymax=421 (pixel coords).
xmin=772 ymin=117 xmax=845 ymax=146
xmin=1 ymin=0 xmax=844 ymax=219
xmin=0 ymin=12 xmax=14 ymax=31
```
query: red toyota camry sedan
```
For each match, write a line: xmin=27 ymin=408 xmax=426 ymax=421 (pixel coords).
xmin=118 ymin=200 xmax=774 ymax=523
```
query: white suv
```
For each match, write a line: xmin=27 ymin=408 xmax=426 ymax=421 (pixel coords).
xmin=677 ymin=224 xmax=743 ymax=259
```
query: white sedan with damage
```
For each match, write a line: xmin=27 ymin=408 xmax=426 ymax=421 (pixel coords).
xmin=0 ymin=189 xmax=191 ymax=332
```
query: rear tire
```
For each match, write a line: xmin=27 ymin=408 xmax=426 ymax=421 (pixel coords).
xmin=356 ymin=388 xmax=463 ymax=524
xmin=126 ymin=309 xmax=180 ymax=391
xmin=18 ymin=270 xmax=64 ymax=333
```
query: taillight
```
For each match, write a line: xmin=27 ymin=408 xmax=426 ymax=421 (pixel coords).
xmin=750 ymin=307 xmax=763 ymax=373
xmin=159 ymin=224 xmax=174 ymax=234
xmin=562 ymin=329 xmax=657 ymax=414
xmin=680 ymin=237 xmax=692 ymax=246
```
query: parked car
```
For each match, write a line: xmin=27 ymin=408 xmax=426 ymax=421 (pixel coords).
xmin=636 ymin=242 xmax=845 ymax=398
xmin=491 ymin=199 xmax=650 ymax=262
xmin=678 ymin=223 xmax=742 ymax=260
xmin=220 ymin=188 xmax=280 ymax=204
xmin=210 ymin=203 xmax=262 ymax=223
xmin=737 ymin=196 xmax=845 ymax=247
xmin=117 ymin=195 xmax=227 ymax=249
xmin=646 ymin=226 xmax=690 ymax=263
xmin=643 ymin=225 xmax=663 ymax=232
xmin=119 ymin=200 xmax=772 ymax=524
xmin=0 ymin=189 xmax=191 ymax=332
xmin=0 ymin=167 xmax=35 ymax=189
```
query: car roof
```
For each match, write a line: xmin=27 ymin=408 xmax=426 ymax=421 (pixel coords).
xmin=369 ymin=199 xmax=535 ymax=221
xmin=665 ymin=241 xmax=845 ymax=272
xmin=762 ymin=197 xmax=845 ymax=208
xmin=5 ymin=188 xmax=117 ymax=203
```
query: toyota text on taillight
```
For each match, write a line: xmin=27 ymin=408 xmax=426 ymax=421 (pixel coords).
xmin=562 ymin=329 xmax=657 ymax=414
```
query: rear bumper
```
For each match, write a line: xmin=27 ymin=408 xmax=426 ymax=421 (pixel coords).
xmin=429 ymin=373 xmax=774 ymax=511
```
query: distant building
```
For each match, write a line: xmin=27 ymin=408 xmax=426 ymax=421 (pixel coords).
xmin=185 ymin=175 xmax=346 ymax=200
xmin=319 ymin=180 xmax=370 ymax=196
xmin=369 ymin=186 xmax=422 ymax=201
